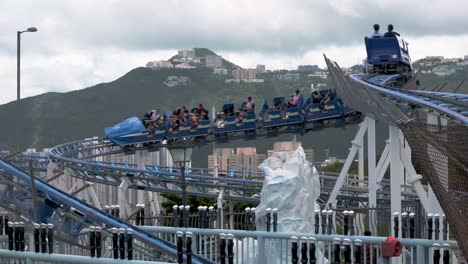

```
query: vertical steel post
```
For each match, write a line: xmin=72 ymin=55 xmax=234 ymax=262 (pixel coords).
xmin=119 ymin=228 xmax=125 ymax=259
xmin=40 ymin=223 xmax=47 ymax=253
xmin=186 ymin=232 xmax=193 ymax=264
xmin=95 ymin=226 xmax=102 ymax=258
xmin=300 ymin=237 xmax=308 ymax=264
xmin=266 ymin=208 xmax=271 ymax=232
xmin=333 ymin=238 xmax=341 ymax=264
xmin=401 ymin=212 xmax=408 ymax=238
xmin=19 ymin=222 xmax=25 ymax=251
xmin=272 ymin=208 xmax=278 ymax=232
xmin=177 ymin=231 xmax=184 ymax=264
xmin=409 ymin=212 xmax=415 ymax=238
xmin=427 ymin=213 xmax=434 ymax=240
xmin=33 ymin=223 xmax=40 ymax=253
xmin=14 ymin=222 xmax=20 ymax=251
xmin=47 ymin=223 xmax=54 ymax=254
xmin=343 ymin=210 xmax=349 ymax=236
xmin=393 ymin=212 xmax=400 ymax=238
xmin=89 ymin=226 xmax=96 ymax=257
xmin=291 ymin=236 xmax=298 ymax=264
xmin=126 ymin=229 xmax=133 ymax=260
xmin=343 ymin=238 xmax=351 ymax=264
xmin=354 ymin=239 xmax=362 ymax=264
xmin=314 ymin=210 xmax=320 ymax=234
xmin=309 ymin=237 xmax=317 ymax=264
xmin=173 ymin=205 xmax=179 ymax=227
xmin=7 ymin=221 xmax=13 ymax=251
xmin=111 ymin=228 xmax=118 ymax=259
xmin=227 ymin=234 xmax=234 ymax=264
xmin=220 ymin=233 xmax=226 ymax=264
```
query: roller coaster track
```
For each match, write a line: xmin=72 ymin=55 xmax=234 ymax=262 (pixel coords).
xmin=0 ymin=159 xmax=214 ymax=263
xmin=324 ymin=56 xmax=468 ymax=124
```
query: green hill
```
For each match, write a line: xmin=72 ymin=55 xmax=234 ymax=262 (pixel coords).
xmin=0 ymin=52 xmax=466 ymax=167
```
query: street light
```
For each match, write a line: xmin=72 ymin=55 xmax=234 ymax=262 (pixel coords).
xmin=16 ymin=27 xmax=37 ymax=151
xmin=168 ymin=144 xmax=193 ymax=207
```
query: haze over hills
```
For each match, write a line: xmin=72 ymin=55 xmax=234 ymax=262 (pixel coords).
xmin=0 ymin=48 xmax=467 ymax=166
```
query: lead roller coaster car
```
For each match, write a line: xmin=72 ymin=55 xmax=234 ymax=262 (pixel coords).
xmin=365 ymin=36 xmax=412 ymax=80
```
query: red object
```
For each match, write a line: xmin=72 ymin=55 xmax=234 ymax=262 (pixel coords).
xmin=382 ymin=236 xmax=402 ymax=257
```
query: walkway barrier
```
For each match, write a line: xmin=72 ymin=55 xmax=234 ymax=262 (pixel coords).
xmin=140 ymin=226 xmax=460 ymax=264
xmin=0 ymin=249 xmax=170 ymax=264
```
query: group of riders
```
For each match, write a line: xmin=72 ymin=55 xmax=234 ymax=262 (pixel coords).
xmin=142 ymin=88 xmax=337 ymax=134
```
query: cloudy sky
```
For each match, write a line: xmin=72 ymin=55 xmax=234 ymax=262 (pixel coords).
xmin=1 ymin=0 xmax=467 ymax=105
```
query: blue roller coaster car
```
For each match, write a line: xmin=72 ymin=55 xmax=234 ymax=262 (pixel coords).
xmin=213 ymin=103 xmax=256 ymax=135
xmin=258 ymin=96 xmax=305 ymax=128
xmin=105 ymin=93 xmax=358 ymax=147
xmin=365 ymin=36 xmax=412 ymax=76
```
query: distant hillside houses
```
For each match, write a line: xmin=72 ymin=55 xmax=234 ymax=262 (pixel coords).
xmin=163 ymin=76 xmax=191 ymax=87
xmin=205 ymin=55 xmax=222 ymax=68
xmin=298 ymin=65 xmax=320 ymax=72
xmin=178 ymin=49 xmax=195 ymax=58
xmin=147 ymin=60 xmax=173 ymax=69
xmin=413 ymin=55 xmax=468 ymax=75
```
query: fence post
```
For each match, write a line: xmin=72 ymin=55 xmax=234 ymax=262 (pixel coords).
xmin=250 ymin=208 xmax=256 ymax=231
xmin=177 ymin=231 xmax=184 ymax=264
xmin=119 ymin=227 xmax=126 ymax=259
xmin=401 ymin=212 xmax=408 ymax=238
xmin=40 ymin=223 xmax=47 ymax=253
xmin=220 ymin=233 xmax=226 ymax=264
xmin=227 ymin=234 xmax=234 ymax=264
xmin=183 ymin=205 xmax=190 ymax=228
xmin=197 ymin=206 xmax=203 ymax=229
xmin=291 ymin=236 xmax=299 ymax=264
xmin=333 ymin=238 xmax=341 ymax=264
xmin=300 ymin=236 xmax=308 ymax=264
xmin=186 ymin=232 xmax=193 ymax=264
xmin=245 ymin=208 xmax=251 ymax=231
xmin=433 ymin=243 xmax=441 ymax=264
xmin=7 ymin=221 xmax=13 ymax=251
xmin=272 ymin=208 xmax=278 ymax=232
xmin=314 ymin=210 xmax=320 ymax=234
xmin=94 ymin=226 xmax=102 ymax=258
xmin=19 ymin=222 xmax=25 ymax=251
xmin=327 ymin=210 xmax=333 ymax=235
xmin=266 ymin=208 xmax=271 ymax=232
xmin=115 ymin=205 xmax=121 ymax=218
xmin=14 ymin=222 xmax=20 ymax=251
xmin=349 ymin=210 xmax=355 ymax=236
xmin=208 ymin=206 xmax=214 ymax=229
xmin=427 ymin=213 xmax=434 ymax=240
xmin=409 ymin=212 xmax=415 ymax=238
xmin=0 ymin=213 xmax=3 ymax=235
xmin=140 ymin=205 xmax=145 ymax=226
xmin=47 ymin=223 xmax=54 ymax=254
xmin=309 ymin=237 xmax=317 ymax=264
xmin=111 ymin=228 xmax=118 ymax=259
xmin=126 ymin=229 xmax=133 ymax=260
xmin=173 ymin=205 xmax=179 ymax=227
xmin=343 ymin=210 xmax=349 ymax=236
xmin=354 ymin=239 xmax=362 ymax=264
xmin=442 ymin=215 xmax=447 ymax=241
xmin=393 ymin=212 xmax=399 ymax=238
xmin=178 ymin=205 xmax=184 ymax=227
xmin=33 ymin=223 xmax=40 ymax=253
xmin=321 ymin=210 xmax=327 ymax=234
xmin=342 ymin=238 xmax=350 ymax=264
xmin=434 ymin=213 xmax=440 ymax=241
xmin=442 ymin=244 xmax=450 ymax=264
xmin=89 ymin=226 xmax=96 ymax=257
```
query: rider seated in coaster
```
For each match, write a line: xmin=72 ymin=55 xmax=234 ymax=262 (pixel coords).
xmin=237 ymin=96 xmax=255 ymax=124
xmin=288 ymin=89 xmax=301 ymax=107
xmin=311 ymin=91 xmax=321 ymax=104
xmin=142 ymin=108 xmax=160 ymax=134
xmin=200 ymin=110 xmax=210 ymax=120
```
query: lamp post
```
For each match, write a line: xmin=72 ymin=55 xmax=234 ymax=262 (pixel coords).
xmin=16 ymin=27 xmax=37 ymax=151
xmin=168 ymin=144 xmax=193 ymax=207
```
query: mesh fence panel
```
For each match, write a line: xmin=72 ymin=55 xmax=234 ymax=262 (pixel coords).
xmin=400 ymin=122 xmax=468 ymax=256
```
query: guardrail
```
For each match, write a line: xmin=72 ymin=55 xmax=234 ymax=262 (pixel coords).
xmin=140 ymin=226 xmax=460 ymax=264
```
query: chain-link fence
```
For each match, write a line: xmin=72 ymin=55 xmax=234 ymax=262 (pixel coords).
xmin=400 ymin=121 xmax=468 ymax=257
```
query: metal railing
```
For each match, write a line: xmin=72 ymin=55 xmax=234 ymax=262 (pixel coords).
xmin=140 ymin=226 xmax=460 ymax=264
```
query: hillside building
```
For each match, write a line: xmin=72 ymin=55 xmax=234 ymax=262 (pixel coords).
xmin=146 ymin=60 xmax=174 ymax=69
xmin=298 ymin=65 xmax=320 ymax=72
xmin=232 ymin=68 xmax=257 ymax=80
xmin=208 ymin=147 xmax=266 ymax=174
xmin=256 ymin=64 xmax=266 ymax=73
xmin=205 ymin=55 xmax=223 ymax=68
xmin=178 ymin=49 xmax=195 ymax=58
xmin=213 ymin=68 xmax=228 ymax=75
